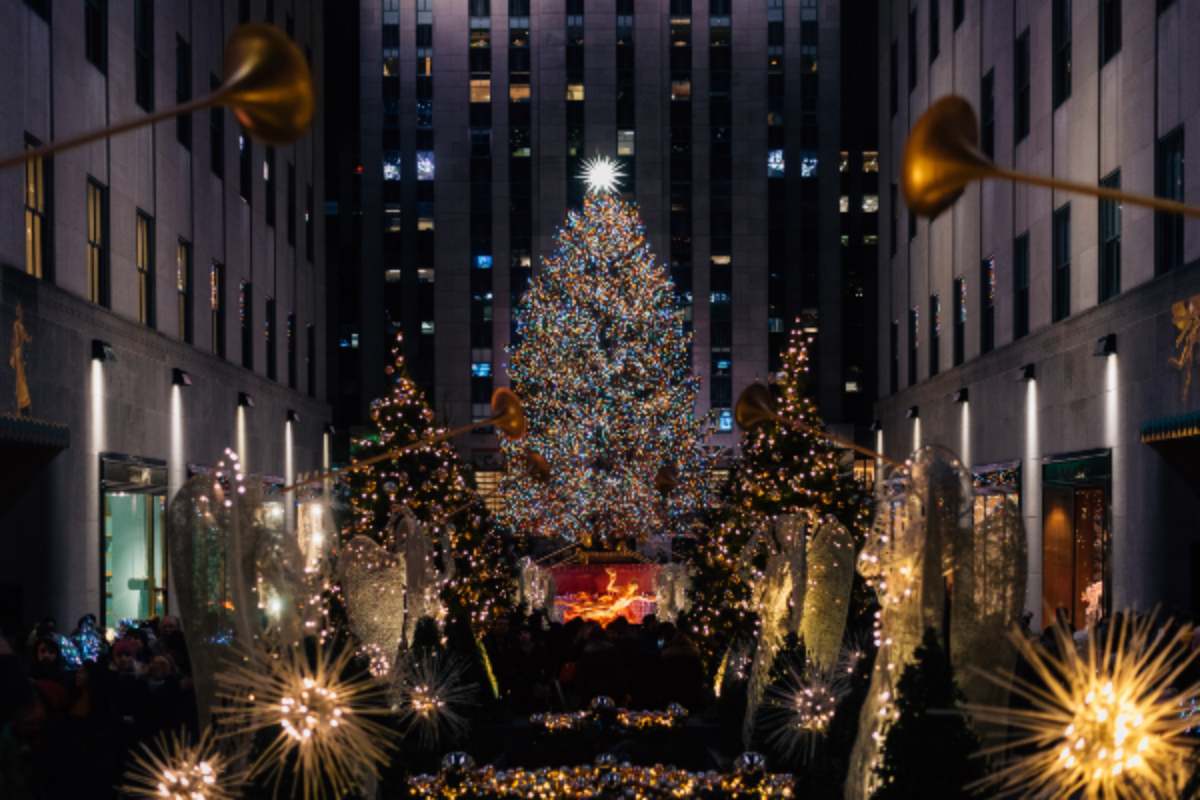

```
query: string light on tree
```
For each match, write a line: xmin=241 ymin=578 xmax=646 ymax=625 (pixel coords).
xmin=578 ymin=154 xmax=626 ymax=194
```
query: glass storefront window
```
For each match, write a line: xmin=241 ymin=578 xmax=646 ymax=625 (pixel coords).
xmin=102 ymin=457 xmax=168 ymax=626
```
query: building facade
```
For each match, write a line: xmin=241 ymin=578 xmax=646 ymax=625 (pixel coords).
xmin=876 ymin=0 xmax=1200 ymax=627
xmin=335 ymin=0 xmax=879 ymax=482
xmin=0 ymin=0 xmax=330 ymax=635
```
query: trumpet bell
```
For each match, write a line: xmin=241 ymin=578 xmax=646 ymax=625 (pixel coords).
xmin=490 ymin=387 xmax=528 ymax=440
xmin=525 ymin=451 xmax=551 ymax=483
xmin=222 ymin=24 xmax=315 ymax=145
xmin=734 ymin=383 xmax=778 ymax=431
xmin=902 ymin=95 xmax=995 ymax=219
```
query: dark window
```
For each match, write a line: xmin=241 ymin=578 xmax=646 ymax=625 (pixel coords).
xmin=210 ymin=75 xmax=224 ymax=178
xmin=211 ymin=262 xmax=226 ymax=358
xmin=239 ymin=128 xmax=252 ymax=203
xmin=238 ymin=0 xmax=249 ymax=24
xmin=287 ymin=312 xmax=297 ymax=389
xmin=1099 ymin=170 xmax=1121 ymax=301
xmin=908 ymin=207 xmax=917 ymax=241
xmin=240 ymin=280 xmax=253 ymax=369
xmin=929 ymin=0 xmax=939 ymax=63
xmin=953 ymin=277 xmax=966 ymax=366
xmin=1156 ymin=126 xmax=1185 ymax=274
xmin=908 ymin=308 xmax=919 ymax=386
xmin=85 ymin=0 xmax=107 ymax=72
xmin=889 ymin=320 xmax=899 ymax=394
xmin=23 ymin=134 xmax=50 ymax=281
xmin=266 ymin=297 xmax=277 ymax=381
xmin=87 ymin=178 xmax=109 ymax=307
xmin=1100 ymin=0 xmax=1121 ymax=64
xmin=305 ymin=183 xmax=313 ymax=260
xmin=1052 ymin=204 xmax=1071 ymax=322
xmin=1015 ymin=29 xmax=1030 ymax=142
xmin=286 ymin=163 xmax=296 ymax=245
xmin=134 ymin=0 xmax=154 ymax=111
xmin=136 ymin=211 xmax=155 ymax=328
xmin=980 ymin=256 xmax=995 ymax=353
xmin=929 ymin=294 xmax=940 ymax=376
xmin=890 ymin=182 xmax=898 ymax=255
xmin=1052 ymin=0 xmax=1071 ymax=108
xmin=953 ymin=0 xmax=964 ymax=29
xmin=889 ymin=39 xmax=898 ymax=117
xmin=264 ymin=147 xmax=275 ymax=226
xmin=306 ymin=323 xmax=316 ymax=397
xmin=1014 ymin=233 xmax=1030 ymax=338
xmin=908 ymin=7 xmax=918 ymax=91
xmin=177 ymin=240 xmax=193 ymax=343
xmin=981 ymin=69 xmax=995 ymax=158
xmin=176 ymin=36 xmax=192 ymax=149
xmin=1159 ymin=0 xmax=1176 ymax=9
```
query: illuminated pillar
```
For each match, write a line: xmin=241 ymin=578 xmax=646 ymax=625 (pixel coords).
xmin=1023 ymin=376 xmax=1041 ymax=627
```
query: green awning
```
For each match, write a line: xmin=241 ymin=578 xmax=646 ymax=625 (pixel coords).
xmin=1140 ymin=410 xmax=1200 ymax=444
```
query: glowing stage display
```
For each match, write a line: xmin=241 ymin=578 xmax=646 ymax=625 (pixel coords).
xmin=551 ymin=563 xmax=659 ymax=625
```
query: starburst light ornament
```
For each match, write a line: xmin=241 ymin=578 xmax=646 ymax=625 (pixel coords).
xmin=969 ymin=612 xmax=1200 ymax=799
xmin=579 ymin=154 xmax=626 ymax=194
xmin=120 ymin=728 xmax=242 ymax=800
xmin=390 ymin=653 xmax=477 ymax=750
xmin=213 ymin=640 xmax=395 ymax=800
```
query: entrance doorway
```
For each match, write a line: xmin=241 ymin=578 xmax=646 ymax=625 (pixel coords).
xmin=101 ymin=455 xmax=168 ymax=626
xmin=1042 ymin=451 xmax=1111 ymax=631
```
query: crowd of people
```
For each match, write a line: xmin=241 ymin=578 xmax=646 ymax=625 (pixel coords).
xmin=487 ymin=612 xmax=710 ymax=715
xmin=0 ymin=615 xmax=196 ymax=798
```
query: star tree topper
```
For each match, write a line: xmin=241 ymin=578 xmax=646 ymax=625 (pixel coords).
xmin=579 ymin=155 xmax=626 ymax=195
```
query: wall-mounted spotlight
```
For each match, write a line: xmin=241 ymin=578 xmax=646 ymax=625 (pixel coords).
xmin=906 ymin=405 xmax=920 ymax=419
xmin=91 ymin=339 xmax=116 ymax=362
xmin=1018 ymin=363 xmax=1036 ymax=382
xmin=237 ymin=391 xmax=255 ymax=408
xmin=172 ymin=367 xmax=192 ymax=387
xmin=869 ymin=419 xmax=883 ymax=433
xmin=952 ymin=387 xmax=969 ymax=403
xmin=323 ymin=423 xmax=335 ymax=435
xmin=286 ymin=409 xmax=300 ymax=423
xmin=1093 ymin=333 xmax=1117 ymax=357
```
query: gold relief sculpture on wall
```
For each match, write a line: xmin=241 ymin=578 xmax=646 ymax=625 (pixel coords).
xmin=1172 ymin=294 xmax=1200 ymax=402
xmin=9 ymin=302 xmax=32 ymax=416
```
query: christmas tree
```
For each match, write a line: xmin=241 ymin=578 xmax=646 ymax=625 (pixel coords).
xmin=732 ymin=326 xmax=873 ymax=529
xmin=344 ymin=332 xmax=512 ymax=625
xmin=871 ymin=628 xmax=982 ymax=799
xmin=684 ymin=326 xmax=872 ymax=668
xmin=498 ymin=160 xmax=710 ymax=546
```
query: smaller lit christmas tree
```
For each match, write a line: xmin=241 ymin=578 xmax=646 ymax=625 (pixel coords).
xmin=684 ymin=326 xmax=872 ymax=669
xmin=343 ymin=332 xmax=512 ymax=625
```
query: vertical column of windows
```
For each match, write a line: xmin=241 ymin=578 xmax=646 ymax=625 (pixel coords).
xmin=668 ymin=2 xmax=693 ymax=336
xmin=615 ymin=0 xmax=635 ymax=194
xmin=136 ymin=211 xmax=155 ymax=328
xmin=709 ymin=0 xmax=733 ymax=430
xmin=797 ymin=1 xmax=820 ymax=360
xmin=565 ymin=0 xmax=585 ymax=207
xmin=509 ymin=2 xmax=532 ymax=344
xmin=766 ymin=0 xmax=785 ymax=369
xmin=469 ymin=1 xmax=494 ymax=421
xmin=415 ymin=0 xmax=436 ymax=388
xmin=382 ymin=0 xmax=403 ymax=350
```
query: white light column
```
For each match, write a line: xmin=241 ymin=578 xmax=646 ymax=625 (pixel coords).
xmin=1023 ymin=376 xmax=1042 ymax=628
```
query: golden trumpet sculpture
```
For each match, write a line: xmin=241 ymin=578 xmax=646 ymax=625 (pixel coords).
xmin=734 ymin=383 xmax=901 ymax=467
xmin=282 ymin=388 xmax=527 ymax=492
xmin=904 ymin=95 xmax=1200 ymax=219
xmin=0 ymin=24 xmax=313 ymax=171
